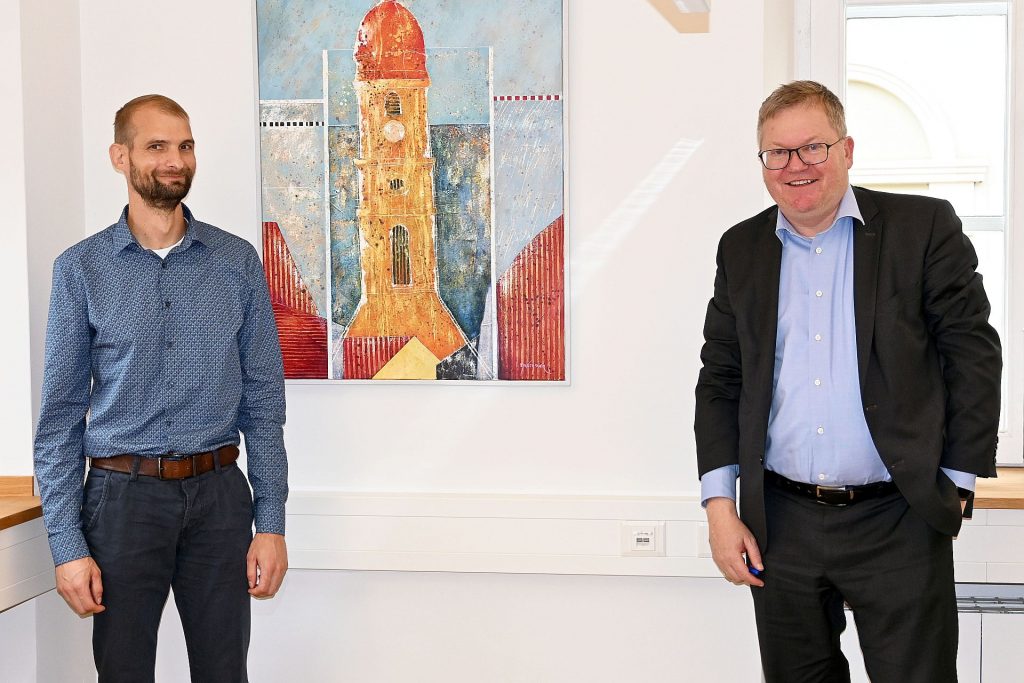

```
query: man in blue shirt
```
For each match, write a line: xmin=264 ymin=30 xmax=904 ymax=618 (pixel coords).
xmin=695 ymin=81 xmax=1001 ymax=682
xmin=34 ymin=94 xmax=289 ymax=682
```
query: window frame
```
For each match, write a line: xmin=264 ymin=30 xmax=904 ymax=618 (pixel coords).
xmin=799 ymin=0 xmax=1022 ymax=464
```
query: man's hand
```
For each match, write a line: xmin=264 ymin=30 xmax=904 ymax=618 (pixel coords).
xmin=706 ymin=497 xmax=765 ymax=588
xmin=55 ymin=556 xmax=105 ymax=617
xmin=247 ymin=532 xmax=288 ymax=598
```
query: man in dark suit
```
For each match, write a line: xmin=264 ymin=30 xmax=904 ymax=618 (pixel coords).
xmin=695 ymin=81 xmax=1001 ymax=683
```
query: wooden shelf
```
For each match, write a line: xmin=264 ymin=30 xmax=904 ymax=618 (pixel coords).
xmin=0 ymin=497 xmax=42 ymax=531
xmin=975 ymin=467 xmax=1024 ymax=510
xmin=0 ymin=476 xmax=41 ymax=531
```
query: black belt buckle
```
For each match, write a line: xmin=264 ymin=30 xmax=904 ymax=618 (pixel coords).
xmin=814 ymin=484 xmax=854 ymax=506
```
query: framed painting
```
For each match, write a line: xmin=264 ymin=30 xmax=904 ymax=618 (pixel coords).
xmin=255 ymin=0 xmax=567 ymax=382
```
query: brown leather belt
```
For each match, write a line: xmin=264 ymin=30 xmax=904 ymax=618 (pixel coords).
xmin=89 ymin=445 xmax=239 ymax=480
xmin=765 ymin=469 xmax=898 ymax=506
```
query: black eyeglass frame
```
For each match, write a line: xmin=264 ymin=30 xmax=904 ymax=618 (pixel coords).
xmin=757 ymin=137 xmax=847 ymax=170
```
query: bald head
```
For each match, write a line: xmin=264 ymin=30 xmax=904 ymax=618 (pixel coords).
xmin=114 ymin=94 xmax=190 ymax=148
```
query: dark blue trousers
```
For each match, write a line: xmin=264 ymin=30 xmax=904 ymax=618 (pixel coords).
xmin=751 ymin=481 xmax=958 ymax=683
xmin=82 ymin=461 xmax=254 ymax=683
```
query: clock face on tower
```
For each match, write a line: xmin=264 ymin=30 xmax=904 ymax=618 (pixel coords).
xmin=382 ymin=120 xmax=406 ymax=142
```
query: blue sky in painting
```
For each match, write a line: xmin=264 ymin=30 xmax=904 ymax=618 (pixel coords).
xmin=256 ymin=0 xmax=563 ymax=100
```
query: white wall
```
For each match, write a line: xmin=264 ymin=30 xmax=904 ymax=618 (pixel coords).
xmin=74 ymin=0 xmax=766 ymax=499
xmin=162 ymin=572 xmax=762 ymax=682
xmin=9 ymin=1 xmax=1024 ymax=681
xmin=30 ymin=572 xmax=763 ymax=682
xmin=0 ymin=0 xmax=34 ymax=475
xmin=14 ymin=0 xmax=785 ymax=680
xmin=20 ymin=0 xmax=86 ymax=431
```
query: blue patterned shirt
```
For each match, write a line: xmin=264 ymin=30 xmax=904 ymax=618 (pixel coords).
xmin=34 ymin=205 xmax=288 ymax=565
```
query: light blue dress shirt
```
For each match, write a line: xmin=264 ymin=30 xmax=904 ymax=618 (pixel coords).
xmin=701 ymin=187 xmax=974 ymax=503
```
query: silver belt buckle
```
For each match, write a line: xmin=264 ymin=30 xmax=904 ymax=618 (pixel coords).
xmin=158 ymin=452 xmax=196 ymax=479
xmin=814 ymin=484 xmax=853 ymax=506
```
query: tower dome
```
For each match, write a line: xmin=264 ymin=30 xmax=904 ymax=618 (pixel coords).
xmin=354 ymin=0 xmax=428 ymax=80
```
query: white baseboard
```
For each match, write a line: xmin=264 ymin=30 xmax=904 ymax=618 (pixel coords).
xmin=284 ymin=491 xmax=1024 ymax=581
xmin=286 ymin=490 xmax=720 ymax=576
xmin=6 ymin=493 xmax=1022 ymax=590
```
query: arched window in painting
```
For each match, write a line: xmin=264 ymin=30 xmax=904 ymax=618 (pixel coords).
xmin=385 ymin=91 xmax=402 ymax=117
xmin=391 ymin=225 xmax=411 ymax=286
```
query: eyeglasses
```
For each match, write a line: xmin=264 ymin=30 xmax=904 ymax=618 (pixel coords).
xmin=757 ymin=137 xmax=846 ymax=170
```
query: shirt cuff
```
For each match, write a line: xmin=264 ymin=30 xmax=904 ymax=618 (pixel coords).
xmin=700 ymin=465 xmax=740 ymax=507
xmin=941 ymin=467 xmax=976 ymax=493
xmin=254 ymin=497 xmax=286 ymax=536
xmin=48 ymin=528 xmax=92 ymax=567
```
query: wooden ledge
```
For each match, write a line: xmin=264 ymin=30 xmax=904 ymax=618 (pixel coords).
xmin=0 ymin=476 xmax=32 ymax=497
xmin=0 ymin=476 xmax=41 ymax=531
xmin=0 ymin=497 xmax=42 ymax=531
xmin=975 ymin=467 xmax=1024 ymax=510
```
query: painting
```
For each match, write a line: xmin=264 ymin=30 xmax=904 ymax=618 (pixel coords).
xmin=256 ymin=0 xmax=566 ymax=381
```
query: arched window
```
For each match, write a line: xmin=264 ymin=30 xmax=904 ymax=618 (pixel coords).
xmin=388 ymin=178 xmax=406 ymax=193
xmin=391 ymin=225 xmax=411 ymax=286
xmin=385 ymin=91 xmax=402 ymax=117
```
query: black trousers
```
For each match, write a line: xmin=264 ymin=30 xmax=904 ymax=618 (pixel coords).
xmin=82 ymin=461 xmax=254 ymax=683
xmin=751 ymin=481 xmax=957 ymax=683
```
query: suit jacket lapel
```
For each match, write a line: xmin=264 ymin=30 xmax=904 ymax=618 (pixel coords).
xmin=751 ymin=209 xmax=782 ymax=401
xmin=853 ymin=187 xmax=882 ymax=389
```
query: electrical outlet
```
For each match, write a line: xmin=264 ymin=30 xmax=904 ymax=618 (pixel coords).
xmin=620 ymin=521 xmax=666 ymax=557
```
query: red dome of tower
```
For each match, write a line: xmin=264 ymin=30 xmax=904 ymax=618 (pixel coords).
xmin=354 ymin=0 xmax=428 ymax=80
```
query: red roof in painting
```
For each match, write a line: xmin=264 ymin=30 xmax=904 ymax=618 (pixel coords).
xmin=354 ymin=0 xmax=428 ymax=80
xmin=497 ymin=216 xmax=566 ymax=381
xmin=263 ymin=222 xmax=328 ymax=379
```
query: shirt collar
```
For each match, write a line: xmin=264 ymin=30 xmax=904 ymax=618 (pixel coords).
xmin=111 ymin=203 xmax=206 ymax=253
xmin=775 ymin=185 xmax=863 ymax=242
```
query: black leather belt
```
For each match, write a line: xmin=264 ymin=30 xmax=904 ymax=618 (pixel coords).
xmin=765 ymin=469 xmax=898 ymax=506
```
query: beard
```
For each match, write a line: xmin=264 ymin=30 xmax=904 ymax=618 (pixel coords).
xmin=129 ymin=160 xmax=193 ymax=211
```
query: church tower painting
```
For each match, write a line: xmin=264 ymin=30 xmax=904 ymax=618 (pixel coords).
xmin=342 ymin=0 xmax=469 ymax=379
xmin=257 ymin=0 xmax=565 ymax=382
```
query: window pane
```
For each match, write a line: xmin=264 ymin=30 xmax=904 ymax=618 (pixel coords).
xmin=847 ymin=13 xmax=1007 ymax=215
xmin=847 ymin=5 xmax=1011 ymax=449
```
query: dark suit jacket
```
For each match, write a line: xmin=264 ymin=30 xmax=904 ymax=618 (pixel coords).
xmin=695 ymin=186 xmax=1001 ymax=548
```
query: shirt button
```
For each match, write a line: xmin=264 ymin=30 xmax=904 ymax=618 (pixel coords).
xmin=161 ymin=261 xmax=168 ymax=269
xmin=165 ymin=301 xmax=171 ymax=308
xmin=166 ymin=342 xmax=173 ymax=349
xmin=815 ymin=247 xmax=823 ymax=254
xmin=818 ymin=474 xmax=827 ymax=481
xmin=815 ymin=290 xmax=823 ymax=298
xmin=814 ymin=334 xmax=822 ymax=341
xmin=165 ymin=420 xmax=172 ymax=426
xmin=816 ymin=426 xmax=825 ymax=435
xmin=814 ymin=379 xmax=821 ymax=386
